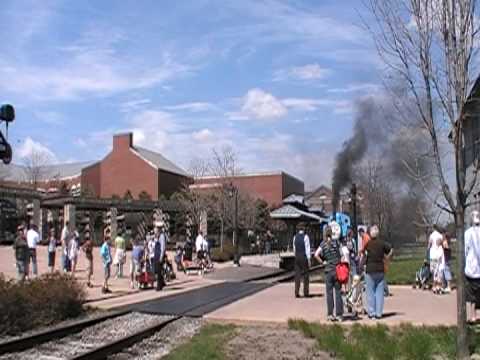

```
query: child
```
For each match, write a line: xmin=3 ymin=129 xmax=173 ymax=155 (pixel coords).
xmin=175 ymin=244 xmax=185 ymax=272
xmin=130 ymin=236 xmax=144 ymax=289
xmin=47 ymin=228 xmax=58 ymax=273
xmin=429 ymin=237 xmax=445 ymax=294
xmin=100 ymin=233 xmax=112 ymax=293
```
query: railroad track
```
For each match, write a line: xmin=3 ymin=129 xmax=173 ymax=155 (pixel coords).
xmin=0 ymin=266 xmax=320 ymax=359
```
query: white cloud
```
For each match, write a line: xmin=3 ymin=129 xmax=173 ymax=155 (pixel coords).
xmin=192 ymin=129 xmax=214 ymax=142
xmin=16 ymin=137 xmax=57 ymax=163
xmin=164 ymin=102 xmax=215 ymax=112
xmin=238 ymin=88 xmax=287 ymax=120
xmin=228 ymin=89 xmax=354 ymax=120
xmin=273 ymin=63 xmax=331 ymax=82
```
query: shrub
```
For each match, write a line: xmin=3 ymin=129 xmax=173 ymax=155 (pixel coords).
xmin=211 ymin=242 xmax=236 ymax=262
xmin=0 ymin=273 xmax=86 ymax=336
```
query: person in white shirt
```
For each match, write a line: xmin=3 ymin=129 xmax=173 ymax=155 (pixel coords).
xmin=428 ymin=225 xmax=443 ymax=250
xmin=465 ymin=210 xmax=480 ymax=323
xmin=26 ymin=223 xmax=40 ymax=277
xmin=61 ymin=221 xmax=71 ymax=273
xmin=196 ymin=231 xmax=207 ymax=253
xmin=429 ymin=237 xmax=445 ymax=294
xmin=69 ymin=229 xmax=80 ymax=276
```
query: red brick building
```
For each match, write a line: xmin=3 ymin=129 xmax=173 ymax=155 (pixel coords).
xmin=81 ymin=133 xmax=191 ymax=199
xmin=192 ymin=172 xmax=304 ymax=207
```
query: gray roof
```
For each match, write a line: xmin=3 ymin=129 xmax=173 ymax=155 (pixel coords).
xmin=0 ymin=161 xmax=93 ymax=182
xmin=134 ymin=146 xmax=190 ymax=177
xmin=270 ymin=204 xmax=326 ymax=222
xmin=283 ymin=194 xmax=305 ymax=204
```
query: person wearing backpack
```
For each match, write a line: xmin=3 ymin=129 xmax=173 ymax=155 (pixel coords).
xmin=360 ymin=225 xmax=393 ymax=320
xmin=293 ymin=223 xmax=311 ymax=298
xmin=315 ymin=222 xmax=343 ymax=322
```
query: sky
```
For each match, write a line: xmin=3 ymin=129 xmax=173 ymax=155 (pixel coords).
xmin=0 ymin=0 xmax=382 ymax=190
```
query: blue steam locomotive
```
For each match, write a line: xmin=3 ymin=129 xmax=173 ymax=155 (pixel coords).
xmin=328 ymin=212 xmax=351 ymax=238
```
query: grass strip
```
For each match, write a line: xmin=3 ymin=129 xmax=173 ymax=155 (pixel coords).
xmin=163 ymin=323 xmax=235 ymax=360
xmin=289 ymin=319 xmax=479 ymax=360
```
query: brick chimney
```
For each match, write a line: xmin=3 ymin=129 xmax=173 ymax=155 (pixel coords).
xmin=113 ymin=133 xmax=133 ymax=150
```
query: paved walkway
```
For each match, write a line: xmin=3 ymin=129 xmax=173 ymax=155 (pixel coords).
xmin=206 ymin=283 xmax=457 ymax=326
xmin=0 ymin=245 xmax=219 ymax=304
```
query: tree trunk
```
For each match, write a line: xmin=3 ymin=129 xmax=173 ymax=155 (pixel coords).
xmin=220 ymin=218 xmax=224 ymax=252
xmin=455 ymin=206 xmax=469 ymax=359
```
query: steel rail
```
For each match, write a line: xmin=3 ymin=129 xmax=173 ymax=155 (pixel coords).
xmin=0 ymin=309 xmax=130 ymax=355
xmin=68 ymin=316 xmax=180 ymax=360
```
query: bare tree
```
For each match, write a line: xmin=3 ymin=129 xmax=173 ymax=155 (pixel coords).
xmin=209 ymin=146 xmax=243 ymax=250
xmin=172 ymin=157 xmax=211 ymax=237
xmin=356 ymin=159 xmax=395 ymax=237
xmin=364 ymin=0 xmax=478 ymax=356
xmin=22 ymin=149 xmax=52 ymax=189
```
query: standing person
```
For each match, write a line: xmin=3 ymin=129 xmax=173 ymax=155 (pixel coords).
xmin=82 ymin=232 xmax=94 ymax=287
xmin=100 ymin=232 xmax=112 ymax=293
xmin=69 ymin=229 xmax=80 ymax=276
xmin=153 ymin=223 xmax=167 ymax=291
xmin=428 ymin=225 xmax=443 ymax=253
xmin=293 ymin=224 xmax=311 ymax=298
xmin=113 ymin=229 xmax=126 ymax=278
xmin=47 ymin=228 xmax=58 ymax=272
xmin=465 ymin=211 xmax=480 ymax=323
xmin=315 ymin=223 xmax=343 ymax=321
xmin=13 ymin=224 xmax=28 ymax=282
xmin=346 ymin=228 xmax=357 ymax=276
xmin=130 ymin=235 xmax=144 ymax=289
xmin=430 ymin=236 xmax=445 ymax=294
xmin=26 ymin=223 xmax=39 ymax=277
xmin=147 ymin=229 xmax=155 ymax=272
xmin=361 ymin=225 xmax=393 ymax=320
xmin=442 ymin=232 xmax=453 ymax=293
xmin=195 ymin=231 xmax=206 ymax=256
xmin=61 ymin=221 xmax=71 ymax=273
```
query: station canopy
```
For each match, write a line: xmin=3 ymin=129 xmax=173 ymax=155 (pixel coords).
xmin=270 ymin=194 xmax=328 ymax=223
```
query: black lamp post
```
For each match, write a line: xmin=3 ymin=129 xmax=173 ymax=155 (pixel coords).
xmin=228 ymin=183 xmax=240 ymax=266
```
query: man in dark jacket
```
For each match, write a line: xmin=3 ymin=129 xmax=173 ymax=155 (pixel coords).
xmin=293 ymin=224 xmax=311 ymax=298
xmin=153 ymin=222 xmax=167 ymax=291
xmin=13 ymin=224 xmax=28 ymax=282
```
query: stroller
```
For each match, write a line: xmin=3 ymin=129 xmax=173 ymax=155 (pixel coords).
xmin=136 ymin=255 xmax=155 ymax=289
xmin=346 ymin=274 xmax=365 ymax=318
xmin=413 ymin=260 xmax=431 ymax=290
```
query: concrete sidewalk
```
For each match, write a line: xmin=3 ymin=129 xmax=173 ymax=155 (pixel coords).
xmin=0 ymin=245 xmax=220 ymax=304
xmin=206 ymin=283 xmax=457 ymax=326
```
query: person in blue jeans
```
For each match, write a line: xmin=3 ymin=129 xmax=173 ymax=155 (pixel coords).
xmin=361 ymin=225 xmax=393 ymax=319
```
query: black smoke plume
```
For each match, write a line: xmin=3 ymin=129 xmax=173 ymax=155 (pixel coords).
xmin=331 ymin=99 xmax=375 ymax=209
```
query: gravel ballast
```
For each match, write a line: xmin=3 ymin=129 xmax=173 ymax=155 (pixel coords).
xmin=109 ymin=317 xmax=203 ymax=360
xmin=0 ymin=312 xmax=170 ymax=360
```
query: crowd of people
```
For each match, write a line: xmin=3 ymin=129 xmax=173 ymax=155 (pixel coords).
xmin=294 ymin=221 xmax=393 ymax=322
xmin=12 ymin=220 xmax=172 ymax=294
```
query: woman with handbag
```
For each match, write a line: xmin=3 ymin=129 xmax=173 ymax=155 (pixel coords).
xmin=315 ymin=222 xmax=343 ymax=322
xmin=360 ymin=225 xmax=393 ymax=320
